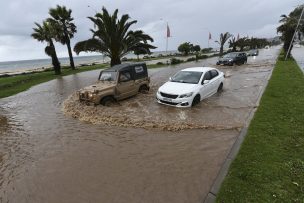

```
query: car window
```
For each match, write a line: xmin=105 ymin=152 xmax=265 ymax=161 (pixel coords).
xmin=210 ymin=70 xmax=219 ymax=78
xmin=134 ymin=66 xmax=144 ymax=73
xmin=119 ymin=71 xmax=132 ymax=82
xmin=202 ymin=71 xmax=212 ymax=82
xmin=99 ymin=71 xmax=117 ymax=81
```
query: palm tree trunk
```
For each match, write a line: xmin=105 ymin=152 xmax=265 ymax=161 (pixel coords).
xmin=66 ymin=40 xmax=75 ymax=70
xmin=220 ymin=45 xmax=224 ymax=56
xmin=111 ymin=56 xmax=121 ymax=67
xmin=50 ymin=40 xmax=61 ymax=75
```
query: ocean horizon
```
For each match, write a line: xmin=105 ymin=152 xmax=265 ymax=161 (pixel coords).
xmin=0 ymin=50 xmax=178 ymax=73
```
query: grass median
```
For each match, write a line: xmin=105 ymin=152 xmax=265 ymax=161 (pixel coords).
xmin=216 ymin=53 xmax=304 ymax=202
xmin=0 ymin=65 xmax=108 ymax=99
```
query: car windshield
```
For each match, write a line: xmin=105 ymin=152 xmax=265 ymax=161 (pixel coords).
xmin=223 ymin=53 xmax=237 ymax=58
xmin=171 ymin=71 xmax=203 ymax=84
xmin=99 ymin=71 xmax=117 ymax=81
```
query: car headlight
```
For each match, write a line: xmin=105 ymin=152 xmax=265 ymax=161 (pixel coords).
xmin=157 ymin=90 xmax=161 ymax=95
xmin=179 ymin=92 xmax=193 ymax=98
xmin=88 ymin=92 xmax=94 ymax=98
xmin=229 ymin=59 xmax=233 ymax=62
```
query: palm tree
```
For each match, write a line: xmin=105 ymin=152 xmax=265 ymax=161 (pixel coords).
xmin=235 ymin=37 xmax=249 ymax=51
xmin=31 ymin=21 xmax=61 ymax=75
xmin=215 ymin=32 xmax=231 ymax=55
xmin=228 ymin=36 xmax=237 ymax=52
xmin=74 ymin=7 xmax=156 ymax=66
xmin=277 ymin=5 xmax=304 ymax=56
xmin=48 ymin=5 xmax=77 ymax=70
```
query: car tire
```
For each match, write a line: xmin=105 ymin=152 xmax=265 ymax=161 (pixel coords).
xmin=192 ymin=95 xmax=201 ymax=107
xmin=100 ymin=96 xmax=115 ymax=106
xmin=139 ymin=85 xmax=149 ymax=94
xmin=217 ymin=82 xmax=223 ymax=92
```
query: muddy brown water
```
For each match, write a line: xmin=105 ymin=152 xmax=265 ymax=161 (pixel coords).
xmin=0 ymin=47 xmax=280 ymax=203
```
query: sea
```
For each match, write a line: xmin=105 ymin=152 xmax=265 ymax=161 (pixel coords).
xmin=0 ymin=51 xmax=178 ymax=73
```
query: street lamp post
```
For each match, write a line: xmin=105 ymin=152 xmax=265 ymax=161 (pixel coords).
xmin=285 ymin=6 xmax=304 ymax=60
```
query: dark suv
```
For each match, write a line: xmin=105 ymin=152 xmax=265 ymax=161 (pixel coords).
xmin=216 ymin=52 xmax=247 ymax=66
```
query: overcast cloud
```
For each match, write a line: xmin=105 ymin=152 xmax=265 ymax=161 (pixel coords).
xmin=0 ymin=0 xmax=302 ymax=62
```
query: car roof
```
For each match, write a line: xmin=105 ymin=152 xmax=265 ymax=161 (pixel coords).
xmin=104 ymin=62 xmax=146 ymax=72
xmin=181 ymin=67 xmax=216 ymax=72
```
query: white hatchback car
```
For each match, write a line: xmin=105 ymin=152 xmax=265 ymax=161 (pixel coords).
xmin=156 ymin=67 xmax=224 ymax=107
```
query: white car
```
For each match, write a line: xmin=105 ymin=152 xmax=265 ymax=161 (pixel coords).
xmin=156 ymin=67 xmax=224 ymax=107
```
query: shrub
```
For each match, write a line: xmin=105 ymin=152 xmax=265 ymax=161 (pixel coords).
xmin=156 ymin=62 xmax=164 ymax=65
xmin=187 ymin=57 xmax=196 ymax=62
xmin=170 ymin=58 xmax=183 ymax=65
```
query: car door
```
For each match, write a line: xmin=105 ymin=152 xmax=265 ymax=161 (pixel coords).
xmin=209 ymin=69 xmax=221 ymax=94
xmin=200 ymin=71 xmax=213 ymax=99
xmin=116 ymin=70 xmax=136 ymax=100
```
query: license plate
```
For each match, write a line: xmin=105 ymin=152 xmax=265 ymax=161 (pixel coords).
xmin=162 ymin=97 xmax=173 ymax=102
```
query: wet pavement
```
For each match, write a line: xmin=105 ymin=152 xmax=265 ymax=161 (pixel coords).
xmin=0 ymin=47 xmax=280 ymax=203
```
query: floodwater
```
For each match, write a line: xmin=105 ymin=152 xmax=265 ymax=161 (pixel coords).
xmin=0 ymin=47 xmax=280 ymax=203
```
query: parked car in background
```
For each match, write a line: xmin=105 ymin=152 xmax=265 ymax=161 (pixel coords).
xmin=77 ymin=63 xmax=150 ymax=106
xmin=216 ymin=52 xmax=247 ymax=66
xmin=247 ymin=49 xmax=259 ymax=56
xmin=156 ymin=67 xmax=225 ymax=107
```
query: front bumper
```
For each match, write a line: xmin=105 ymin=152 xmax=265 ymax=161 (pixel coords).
xmin=78 ymin=92 xmax=99 ymax=104
xmin=156 ymin=92 xmax=193 ymax=107
xmin=217 ymin=60 xmax=233 ymax=65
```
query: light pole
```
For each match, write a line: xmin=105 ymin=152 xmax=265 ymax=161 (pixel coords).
xmin=285 ymin=6 xmax=304 ymax=60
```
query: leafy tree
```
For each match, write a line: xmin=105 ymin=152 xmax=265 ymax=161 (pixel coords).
xmin=178 ymin=42 xmax=193 ymax=55
xmin=74 ymin=7 xmax=156 ymax=66
xmin=192 ymin=45 xmax=201 ymax=61
xmin=48 ymin=5 xmax=77 ymax=69
xmin=32 ymin=21 xmax=61 ymax=75
xmin=277 ymin=5 xmax=304 ymax=57
xmin=215 ymin=32 xmax=232 ymax=55
xmin=192 ymin=45 xmax=201 ymax=52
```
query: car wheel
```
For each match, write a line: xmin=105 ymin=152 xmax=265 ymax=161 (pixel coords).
xmin=139 ymin=85 xmax=149 ymax=94
xmin=100 ymin=96 xmax=115 ymax=106
xmin=192 ymin=95 xmax=201 ymax=107
xmin=217 ymin=82 xmax=223 ymax=92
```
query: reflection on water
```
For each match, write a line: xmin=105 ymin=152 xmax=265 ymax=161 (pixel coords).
xmin=0 ymin=47 xmax=280 ymax=203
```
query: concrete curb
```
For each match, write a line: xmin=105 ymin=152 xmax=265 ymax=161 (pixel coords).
xmin=203 ymin=65 xmax=275 ymax=203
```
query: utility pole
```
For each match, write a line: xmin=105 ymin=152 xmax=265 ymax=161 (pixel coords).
xmin=285 ymin=6 xmax=304 ymax=60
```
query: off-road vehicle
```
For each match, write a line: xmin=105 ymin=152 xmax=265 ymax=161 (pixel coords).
xmin=77 ymin=62 xmax=150 ymax=105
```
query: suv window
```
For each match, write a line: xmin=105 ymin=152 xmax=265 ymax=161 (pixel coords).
xmin=135 ymin=66 xmax=144 ymax=73
xmin=119 ymin=71 xmax=132 ymax=82
xmin=210 ymin=70 xmax=219 ymax=78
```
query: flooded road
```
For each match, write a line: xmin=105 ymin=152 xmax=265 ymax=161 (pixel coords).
xmin=0 ymin=47 xmax=280 ymax=203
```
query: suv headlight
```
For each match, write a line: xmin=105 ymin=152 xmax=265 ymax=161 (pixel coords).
xmin=179 ymin=92 xmax=193 ymax=98
xmin=228 ymin=59 xmax=233 ymax=62
xmin=88 ymin=92 xmax=94 ymax=98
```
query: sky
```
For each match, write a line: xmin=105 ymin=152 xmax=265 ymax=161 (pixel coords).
xmin=0 ymin=0 xmax=302 ymax=62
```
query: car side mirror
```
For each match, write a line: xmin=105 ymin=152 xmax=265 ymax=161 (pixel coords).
xmin=203 ymin=80 xmax=210 ymax=84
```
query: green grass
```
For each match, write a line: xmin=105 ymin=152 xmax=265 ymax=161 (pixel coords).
xmin=0 ymin=64 xmax=107 ymax=98
xmin=216 ymin=53 xmax=304 ymax=202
